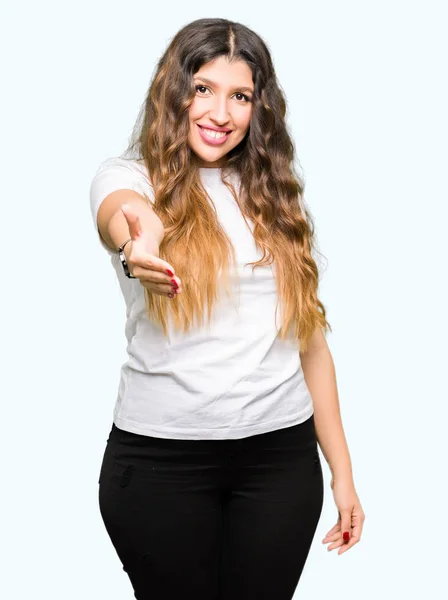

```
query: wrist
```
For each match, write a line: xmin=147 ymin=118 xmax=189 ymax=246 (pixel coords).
xmin=329 ymin=464 xmax=354 ymax=483
xmin=122 ymin=239 xmax=133 ymax=261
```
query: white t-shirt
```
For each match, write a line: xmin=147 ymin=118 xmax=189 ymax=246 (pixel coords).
xmin=89 ymin=157 xmax=314 ymax=440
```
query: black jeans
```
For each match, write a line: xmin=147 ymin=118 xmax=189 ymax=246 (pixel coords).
xmin=98 ymin=414 xmax=324 ymax=600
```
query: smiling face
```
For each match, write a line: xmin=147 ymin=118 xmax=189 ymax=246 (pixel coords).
xmin=187 ymin=56 xmax=254 ymax=168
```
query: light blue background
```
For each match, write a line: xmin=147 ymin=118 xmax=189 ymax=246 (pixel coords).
xmin=1 ymin=1 xmax=446 ymax=598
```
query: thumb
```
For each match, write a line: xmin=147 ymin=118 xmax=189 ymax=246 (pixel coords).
xmin=340 ymin=509 xmax=352 ymax=543
xmin=120 ymin=203 xmax=142 ymax=241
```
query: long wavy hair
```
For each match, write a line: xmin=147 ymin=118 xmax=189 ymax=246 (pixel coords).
xmin=122 ymin=17 xmax=331 ymax=352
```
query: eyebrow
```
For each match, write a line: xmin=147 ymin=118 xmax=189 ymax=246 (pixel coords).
xmin=193 ymin=76 xmax=254 ymax=94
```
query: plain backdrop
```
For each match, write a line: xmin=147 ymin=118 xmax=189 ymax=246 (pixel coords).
xmin=1 ymin=1 xmax=447 ymax=598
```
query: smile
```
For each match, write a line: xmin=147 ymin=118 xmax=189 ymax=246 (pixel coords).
xmin=197 ymin=124 xmax=232 ymax=146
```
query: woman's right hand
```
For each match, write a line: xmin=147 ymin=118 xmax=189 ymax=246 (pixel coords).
xmin=120 ymin=203 xmax=182 ymax=299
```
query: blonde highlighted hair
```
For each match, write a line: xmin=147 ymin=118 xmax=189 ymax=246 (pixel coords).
xmin=123 ymin=17 xmax=331 ymax=352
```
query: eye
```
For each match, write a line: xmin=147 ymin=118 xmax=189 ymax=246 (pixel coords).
xmin=234 ymin=92 xmax=252 ymax=103
xmin=195 ymin=85 xmax=252 ymax=103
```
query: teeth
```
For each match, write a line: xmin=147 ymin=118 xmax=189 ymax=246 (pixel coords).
xmin=201 ymin=127 xmax=228 ymax=139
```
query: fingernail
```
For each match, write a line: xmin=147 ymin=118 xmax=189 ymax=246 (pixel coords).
xmin=168 ymin=293 xmax=174 ymax=299
xmin=171 ymin=279 xmax=178 ymax=288
xmin=166 ymin=269 xmax=174 ymax=276
xmin=343 ymin=531 xmax=350 ymax=542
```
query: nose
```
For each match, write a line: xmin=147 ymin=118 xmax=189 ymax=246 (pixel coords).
xmin=208 ymin=94 xmax=231 ymax=125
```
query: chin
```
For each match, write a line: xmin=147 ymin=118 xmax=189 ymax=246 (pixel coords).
xmin=199 ymin=156 xmax=226 ymax=167
xmin=191 ymin=148 xmax=227 ymax=168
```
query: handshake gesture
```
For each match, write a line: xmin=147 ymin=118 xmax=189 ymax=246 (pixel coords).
xmin=120 ymin=204 xmax=182 ymax=299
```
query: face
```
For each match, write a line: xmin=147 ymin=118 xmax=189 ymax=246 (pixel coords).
xmin=187 ymin=56 xmax=254 ymax=168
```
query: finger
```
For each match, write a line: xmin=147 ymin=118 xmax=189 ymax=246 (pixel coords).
xmin=120 ymin=204 xmax=143 ymax=241
xmin=322 ymin=531 xmax=340 ymax=544
xmin=327 ymin=538 xmax=344 ymax=552
xmin=141 ymin=281 xmax=178 ymax=297
xmin=132 ymin=252 xmax=178 ymax=279
xmin=133 ymin=267 xmax=180 ymax=288
xmin=339 ymin=509 xmax=352 ymax=545
xmin=168 ymin=275 xmax=182 ymax=291
xmin=323 ymin=523 xmax=340 ymax=540
xmin=324 ymin=523 xmax=340 ymax=537
xmin=138 ymin=271 xmax=182 ymax=293
xmin=337 ymin=531 xmax=360 ymax=555
xmin=350 ymin=522 xmax=363 ymax=544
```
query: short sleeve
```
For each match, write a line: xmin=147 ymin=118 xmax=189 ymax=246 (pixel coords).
xmin=89 ymin=156 xmax=154 ymax=255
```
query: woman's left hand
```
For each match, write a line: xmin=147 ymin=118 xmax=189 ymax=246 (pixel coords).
xmin=322 ymin=476 xmax=366 ymax=555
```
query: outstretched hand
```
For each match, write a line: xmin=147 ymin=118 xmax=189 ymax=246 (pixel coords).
xmin=120 ymin=203 xmax=182 ymax=298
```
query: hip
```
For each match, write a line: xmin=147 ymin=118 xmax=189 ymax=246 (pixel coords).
xmin=98 ymin=412 xmax=320 ymax=490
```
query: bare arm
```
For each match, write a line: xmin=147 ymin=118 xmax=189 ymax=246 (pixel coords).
xmin=300 ymin=328 xmax=353 ymax=482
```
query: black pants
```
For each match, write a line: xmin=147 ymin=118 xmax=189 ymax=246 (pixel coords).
xmin=98 ymin=414 xmax=324 ymax=600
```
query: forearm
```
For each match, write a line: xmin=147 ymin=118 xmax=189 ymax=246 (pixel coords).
xmin=301 ymin=346 xmax=353 ymax=481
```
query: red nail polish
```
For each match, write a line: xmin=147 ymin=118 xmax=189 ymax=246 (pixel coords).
xmin=166 ymin=269 xmax=174 ymax=277
xmin=343 ymin=531 xmax=350 ymax=542
xmin=168 ymin=293 xmax=174 ymax=298
xmin=171 ymin=279 xmax=178 ymax=288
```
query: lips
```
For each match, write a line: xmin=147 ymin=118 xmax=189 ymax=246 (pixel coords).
xmin=197 ymin=124 xmax=232 ymax=146
xmin=198 ymin=125 xmax=232 ymax=133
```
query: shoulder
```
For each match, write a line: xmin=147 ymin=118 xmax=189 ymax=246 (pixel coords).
xmin=90 ymin=156 xmax=154 ymax=201
xmin=93 ymin=156 xmax=148 ymax=179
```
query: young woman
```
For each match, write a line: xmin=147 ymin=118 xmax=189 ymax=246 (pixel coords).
xmin=90 ymin=17 xmax=365 ymax=600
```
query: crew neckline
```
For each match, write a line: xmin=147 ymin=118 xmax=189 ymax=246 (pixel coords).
xmin=199 ymin=167 xmax=223 ymax=178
